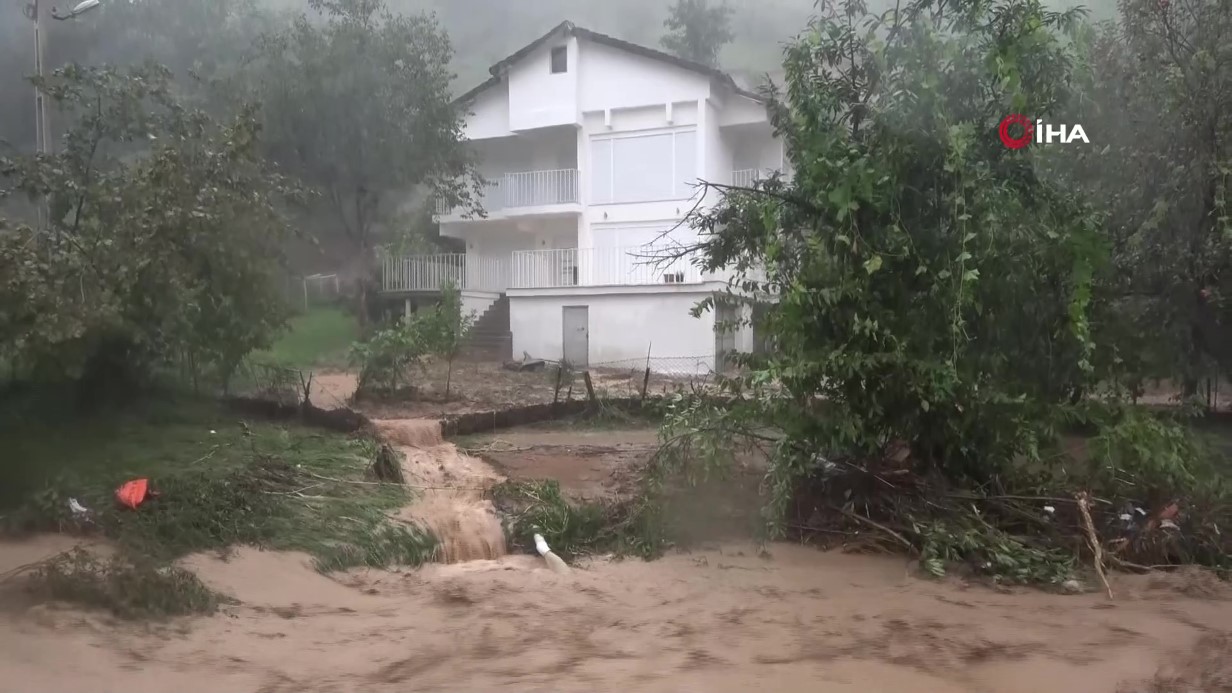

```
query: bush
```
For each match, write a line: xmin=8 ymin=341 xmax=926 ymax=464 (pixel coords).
xmin=30 ymin=549 xmax=223 ymax=619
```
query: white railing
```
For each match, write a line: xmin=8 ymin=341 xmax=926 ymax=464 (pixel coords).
xmin=731 ymin=168 xmax=785 ymax=188
xmin=511 ymin=246 xmax=707 ymax=289
xmin=380 ymin=253 xmax=510 ymax=293
xmin=436 ymin=169 xmax=578 ymax=216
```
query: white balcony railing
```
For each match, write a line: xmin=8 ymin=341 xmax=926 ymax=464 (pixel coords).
xmin=380 ymin=253 xmax=510 ymax=293
xmin=511 ymin=246 xmax=707 ymax=289
xmin=436 ymin=168 xmax=578 ymax=216
xmin=731 ymin=167 xmax=786 ymax=188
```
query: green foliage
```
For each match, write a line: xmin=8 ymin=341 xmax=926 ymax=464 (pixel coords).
xmin=252 ymin=307 xmax=359 ymax=370
xmin=0 ymin=400 xmax=437 ymax=573
xmin=917 ymin=519 xmax=1075 ymax=585
xmin=350 ymin=319 xmax=433 ymax=397
xmin=414 ymin=282 xmax=477 ymax=397
xmin=661 ymin=0 xmax=736 ymax=67
xmin=247 ymin=0 xmax=482 ymax=321
xmin=492 ymin=479 xmax=667 ymax=561
xmin=1064 ymin=0 xmax=1232 ymax=398
xmin=687 ymin=0 xmax=1102 ymax=522
xmin=0 ymin=63 xmax=297 ymax=401
xmin=350 ymin=284 xmax=474 ymax=398
xmin=29 ymin=549 xmax=223 ymax=620
xmin=649 ymin=0 xmax=1232 ymax=582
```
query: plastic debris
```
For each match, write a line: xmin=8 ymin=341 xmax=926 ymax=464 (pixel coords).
xmin=115 ymin=478 xmax=151 ymax=510
xmin=1043 ymin=505 xmax=1056 ymax=514
xmin=533 ymin=532 xmax=572 ymax=576
xmin=68 ymin=498 xmax=89 ymax=516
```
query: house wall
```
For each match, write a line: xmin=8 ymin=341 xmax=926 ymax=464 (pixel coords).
xmin=577 ymin=102 xmax=711 ymax=249
xmin=716 ymin=94 xmax=769 ymax=127
xmin=729 ymin=126 xmax=783 ymax=170
xmin=705 ymin=101 xmax=733 ymax=186
xmin=507 ymin=36 xmax=580 ymax=131
xmin=464 ymin=83 xmax=514 ymax=141
xmin=471 ymin=130 xmax=577 ymax=179
xmin=509 ymin=287 xmax=719 ymax=372
xmin=578 ymin=41 xmax=712 ymax=112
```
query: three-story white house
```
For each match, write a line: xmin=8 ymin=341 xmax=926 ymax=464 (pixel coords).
xmin=381 ymin=21 xmax=786 ymax=373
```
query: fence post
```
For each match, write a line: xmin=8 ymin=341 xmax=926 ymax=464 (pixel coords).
xmin=583 ymin=371 xmax=597 ymax=406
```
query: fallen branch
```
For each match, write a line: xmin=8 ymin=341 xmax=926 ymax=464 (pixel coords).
xmin=1076 ymin=491 xmax=1114 ymax=599
xmin=831 ymin=505 xmax=917 ymax=554
xmin=0 ymin=547 xmax=83 ymax=584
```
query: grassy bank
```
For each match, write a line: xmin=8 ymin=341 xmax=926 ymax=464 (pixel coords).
xmin=251 ymin=306 xmax=359 ymax=370
xmin=0 ymin=397 xmax=433 ymax=617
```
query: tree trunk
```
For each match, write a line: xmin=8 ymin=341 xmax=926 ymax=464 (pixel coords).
xmin=445 ymin=356 xmax=454 ymax=399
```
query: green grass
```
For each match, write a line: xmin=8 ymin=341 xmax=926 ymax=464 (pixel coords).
xmin=0 ymin=397 xmax=436 ymax=574
xmin=251 ymin=307 xmax=359 ymax=370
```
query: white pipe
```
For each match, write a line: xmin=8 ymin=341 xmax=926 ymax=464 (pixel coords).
xmin=533 ymin=533 xmax=551 ymax=556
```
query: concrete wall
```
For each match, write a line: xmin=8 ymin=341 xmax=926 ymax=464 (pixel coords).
xmin=509 ymin=287 xmax=718 ymax=372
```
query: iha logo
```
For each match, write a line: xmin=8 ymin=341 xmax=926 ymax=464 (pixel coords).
xmin=998 ymin=114 xmax=1089 ymax=149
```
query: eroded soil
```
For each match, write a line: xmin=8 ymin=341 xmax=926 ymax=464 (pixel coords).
xmin=2 ymin=419 xmax=1231 ymax=693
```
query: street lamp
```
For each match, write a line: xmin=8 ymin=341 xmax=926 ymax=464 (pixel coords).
xmin=23 ymin=0 xmax=103 ymax=230
xmin=24 ymin=0 xmax=105 ymax=156
xmin=51 ymin=1 xmax=102 ymax=20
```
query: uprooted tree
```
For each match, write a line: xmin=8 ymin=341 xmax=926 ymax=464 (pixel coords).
xmin=0 ymin=63 xmax=298 ymax=406
xmin=655 ymin=0 xmax=1230 ymax=583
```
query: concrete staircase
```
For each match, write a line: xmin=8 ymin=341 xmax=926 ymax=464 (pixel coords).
xmin=463 ymin=294 xmax=511 ymax=361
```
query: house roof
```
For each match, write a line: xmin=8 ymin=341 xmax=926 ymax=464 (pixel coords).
xmin=454 ymin=20 xmax=764 ymax=106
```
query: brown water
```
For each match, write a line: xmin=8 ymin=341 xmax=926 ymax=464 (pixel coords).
xmin=2 ymin=537 xmax=1230 ymax=693
xmin=2 ymin=423 xmax=1230 ymax=692
xmin=376 ymin=418 xmax=508 ymax=563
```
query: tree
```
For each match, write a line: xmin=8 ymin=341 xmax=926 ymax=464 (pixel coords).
xmin=0 ymin=63 xmax=297 ymax=403
xmin=423 ymin=282 xmax=476 ymax=399
xmin=1066 ymin=0 xmax=1232 ymax=402
xmin=660 ymin=0 xmax=735 ymax=67
xmin=672 ymin=0 xmax=1102 ymax=527
xmin=247 ymin=0 xmax=481 ymax=326
xmin=0 ymin=0 xmax=278 ymax=158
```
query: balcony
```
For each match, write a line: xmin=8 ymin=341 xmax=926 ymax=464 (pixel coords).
xmin=510 ymin=246 xmax=709 ymax=289
xmin=380 ymin=253 xmax=510 ymax=294
xmin=731 ymin=167 xmax=791 ymax=188
xmin=436 ymin=168 xmax=579 ymax=217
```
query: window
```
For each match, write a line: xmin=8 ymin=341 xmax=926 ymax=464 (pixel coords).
xmin=550 ymin=46 xmax=568 ymax=74
xmin=589 ymin=129 xmax=698 ymax=204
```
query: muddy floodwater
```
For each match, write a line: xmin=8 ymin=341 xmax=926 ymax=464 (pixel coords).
xmin=2 ymin=419 xmax=1230 ymax=693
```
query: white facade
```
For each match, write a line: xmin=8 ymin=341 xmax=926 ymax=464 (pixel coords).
xmin=384 ymin=22 xmax=784 ymax=371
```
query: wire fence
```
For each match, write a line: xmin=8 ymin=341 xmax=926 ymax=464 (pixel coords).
xmin=300 ymin=273 xmax=343 ymax=311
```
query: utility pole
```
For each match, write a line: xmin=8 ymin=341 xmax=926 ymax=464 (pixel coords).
xmin=23 ymin=0 xmax=105 ymax=229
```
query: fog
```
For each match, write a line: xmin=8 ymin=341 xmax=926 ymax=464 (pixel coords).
xmin=1 ymin=0 xmax=1118 ymax=154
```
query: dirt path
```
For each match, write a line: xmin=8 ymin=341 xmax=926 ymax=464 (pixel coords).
xmin=2 ymin=425 xmax=1230 ymax=692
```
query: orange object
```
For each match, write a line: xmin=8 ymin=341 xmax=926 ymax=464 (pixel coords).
xmin=116 ymin=478 xmax=150 ymax=510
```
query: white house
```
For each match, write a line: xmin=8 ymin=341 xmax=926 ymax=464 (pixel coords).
xmin=380 ymin=21 xmax=786 ymax=373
